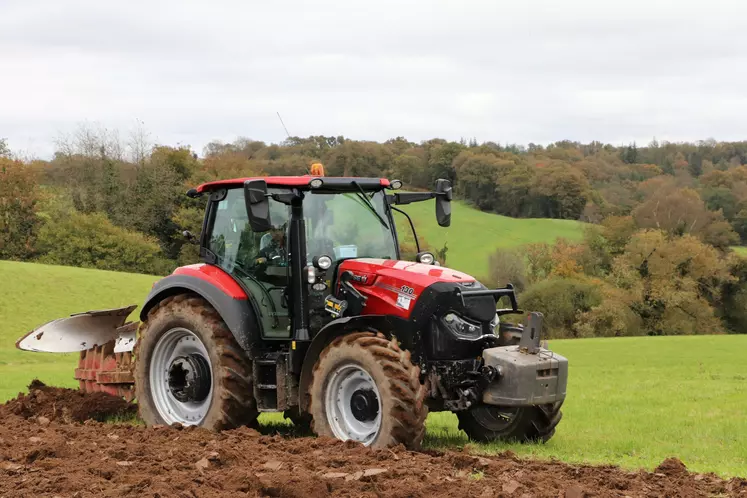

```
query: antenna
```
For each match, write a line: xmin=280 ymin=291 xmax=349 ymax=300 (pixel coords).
xmin=276 ymin=112 xmax=291 ymax=138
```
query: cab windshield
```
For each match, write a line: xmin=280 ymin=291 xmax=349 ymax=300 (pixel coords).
xmin=304 ymin=190 xmax=397 ymax=264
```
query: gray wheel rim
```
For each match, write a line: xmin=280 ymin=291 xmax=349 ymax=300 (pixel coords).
xmin=325 ymin=363 xmax=382 ymax=445
xmin=149 ymin=327 xmax=213 ymax=425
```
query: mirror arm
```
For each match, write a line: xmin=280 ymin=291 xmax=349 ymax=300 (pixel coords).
xmin=389 ymin=192 xmax=436 ymax=205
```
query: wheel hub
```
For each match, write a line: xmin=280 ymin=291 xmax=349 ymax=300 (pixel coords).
xmin=167 ymin=354 xmax=211 ymax=403
xmin=325 ymin=363 xmax=382 ymax=445
xmin=350 ymin=389 xmax=379 ymax=422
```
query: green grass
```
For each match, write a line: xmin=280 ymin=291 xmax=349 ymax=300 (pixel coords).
xmin=395 ymin=200 xmax=585 ymax=277
xmin=424 ymin=335 xmax=747 ymax=478
xmin=732 ymin=246 xmax=747 ymax=257
xmin=0 ymin=260 xmax=158 ymax=400
xmin=1 ymin=262 xmax=745 ymax=478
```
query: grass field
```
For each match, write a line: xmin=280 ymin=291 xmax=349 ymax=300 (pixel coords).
xmin=395 ymin=200 xmax=585 ymax=277
xmin=733 ymin=246 xmax=747 ymax=257
xmin=1 ymin=262 xmax=745 ymax=478
xmin=0 ymin=261 xmax=157 ymax=400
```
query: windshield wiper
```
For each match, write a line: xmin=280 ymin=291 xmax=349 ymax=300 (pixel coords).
xmin=351 ymin=181 xmax=389 ymax=229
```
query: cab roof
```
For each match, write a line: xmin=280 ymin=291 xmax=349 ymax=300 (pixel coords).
xmin=195 ymin=176 xmax=391 ymax=194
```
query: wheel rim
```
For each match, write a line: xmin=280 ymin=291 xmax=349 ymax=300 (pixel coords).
xmin=472 ymin=405 xmax=520 ymax=431
xmin=149 ymin=327 xmax=213 ymax=425
xmin=325 ymin=363 xmax=382 ymax=445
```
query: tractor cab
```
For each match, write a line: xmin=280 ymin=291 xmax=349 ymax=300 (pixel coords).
xmin=197 ymin=174 xmax=452 ymax=345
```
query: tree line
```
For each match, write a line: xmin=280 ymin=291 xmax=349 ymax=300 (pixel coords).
xmin=1 ymin=129 xmax=746 ymax=336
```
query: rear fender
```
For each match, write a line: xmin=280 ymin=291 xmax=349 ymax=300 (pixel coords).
xmin=298 ymin=315 xmax=418 ymax=410
xmin=16 ymin=305 xmax=138 ymax=353
xmin=141 ymin=271 xmax=260 ymax=354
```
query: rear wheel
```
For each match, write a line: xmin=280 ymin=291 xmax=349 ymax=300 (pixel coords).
xmin=309 ymin=332 xmax=427 ymax=449
xmin=457 ymin=402 xmax=563 ymax=443
xmin=134 ymin=294 xmax=258 ymax=430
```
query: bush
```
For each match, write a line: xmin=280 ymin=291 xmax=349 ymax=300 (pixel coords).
xmin=36 ymin=211 xmax=174 ymax=275
xmin=520 ymin=278 xmax=603 ymax=338
xmin=487 ymin=248 xmax=528 ymax=293
xmin=0 ymin=158 xmax=42 ymax=260
xmin=574 ymin=286 xmax=641 ymax=337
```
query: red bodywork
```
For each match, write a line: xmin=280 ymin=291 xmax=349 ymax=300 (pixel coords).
xmin=196 ymin=176 xmax=391 ymax=193
xmin=172 ymin=264 xmax=248 ymax=300
xmin=338 ymin=259 xmax=476 ymax=320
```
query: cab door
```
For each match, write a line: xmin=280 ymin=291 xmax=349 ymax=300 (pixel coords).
xmin=204 ymin=188 xmax=291 ymax=339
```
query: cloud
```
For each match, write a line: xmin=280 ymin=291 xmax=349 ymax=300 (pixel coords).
xmin=1 ymin=0 xmax=746 ymax=158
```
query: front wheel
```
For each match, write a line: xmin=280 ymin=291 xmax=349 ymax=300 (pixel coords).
xmin=309 ymin=332 xmax=428 ymax=449
xmin=457 ymin=402 xmax=563 ymax=443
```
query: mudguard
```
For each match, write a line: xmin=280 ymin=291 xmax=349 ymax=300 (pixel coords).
xmin=16 ymin=305 xmax=138 ymax=353
xmin=140 ymin=265 xmax=260 ymax=353
xmin=298 ymin=314 xmax=417 ymax=409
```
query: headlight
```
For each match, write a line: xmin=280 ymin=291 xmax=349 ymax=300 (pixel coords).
xmin=416 ymin=252 xmax=435 ymax=265
xmin=390 ymin=179 xmax=403 ymax=190
xmin=314 ymin=255 xmax=333 ymax=270
xmin=439 ymin=313 xmax=482 ymax=339
xmin=490 ymin=313 xmax=500 ymax=332
xmin=310 ymin=178 xmax=323 ymax=188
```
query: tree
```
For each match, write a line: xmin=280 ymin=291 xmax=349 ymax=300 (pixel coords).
xmin=533 ymin=165 xmax=590 ymax=219
xmin=601 ymin=215 xmax=637 ymax=255
xmin=0 ymin=158 xmax=41 ymax=260
xmin=453 ymin=152 xmax=503 ymax=211
xmin=496 ymin=164 xmax=536 ymax=217
xmin=426 ymin=141 xmax=465 ymax=186
xmin=0 ymin=138 xmax=10 ymax=158
xmin=389 ymin=154 xmax=425 ymax=187
xmin=632 ymin=188 xmax=739 ymax=249
xmin=732 ymin=208 xmax=747 ymax=243
xmin=520 ymin=278 xmax=602 ymax=338
xmin=324 ymin=141 xmax=391 ymax=178
xmin=488 ymin=248 xmax=528 ymax=292
xmin=614 ymin=230 xmax=731 ymax=335
xmin=620 ymin=142 xmax=638 ymax=164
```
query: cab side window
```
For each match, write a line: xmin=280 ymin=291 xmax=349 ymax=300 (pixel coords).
xmin=208 ymin=189 xmax=258 ymax=273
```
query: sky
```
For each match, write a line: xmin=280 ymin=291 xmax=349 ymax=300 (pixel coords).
xmin=1 ymin=0 xmax=747 ymax=158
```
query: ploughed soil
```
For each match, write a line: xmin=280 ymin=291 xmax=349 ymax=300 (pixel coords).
xmin=0 ymin=383 xmax=744 ymax=497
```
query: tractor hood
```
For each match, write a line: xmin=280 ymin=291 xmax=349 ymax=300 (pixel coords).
xmin=337 ymin=258 xmax=495 ymax=322
xmin=339 ymin=258 xmax=476 ymax=288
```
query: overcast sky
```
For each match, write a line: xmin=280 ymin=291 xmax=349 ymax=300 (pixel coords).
xmin=2 ymin=0 xmax=747 ymax=158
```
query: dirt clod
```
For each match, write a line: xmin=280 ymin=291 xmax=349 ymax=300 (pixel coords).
xmin=322 ymin=472 xmax=349 ymax=479
xmin=2 ymin=381 xmax=136 ymax=423
xmin=0 ymin=384 xmax=743 ymax=496
xmin=262 ymin=460 xmax=283 ymax=471
xmin=503 ymin=479 xmax=521 ymax=494
xmin=565 ymin=485 xmax=586 ymax=498
xmin=656 ymin=457 xmax=689 ymax=476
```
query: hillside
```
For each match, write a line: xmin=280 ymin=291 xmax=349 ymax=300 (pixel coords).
xmin=395 ymin=200 xmax=586 ymax=277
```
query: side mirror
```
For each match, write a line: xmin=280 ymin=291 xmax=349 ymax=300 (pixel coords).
xmin=435 ymin=179 xmax=452 ymax=227
xmin=244 ymin=180 xmax=272 ymax=232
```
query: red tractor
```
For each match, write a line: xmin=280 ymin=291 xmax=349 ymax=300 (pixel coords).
xmin=18 ymin=174 xmax=567 ymax=449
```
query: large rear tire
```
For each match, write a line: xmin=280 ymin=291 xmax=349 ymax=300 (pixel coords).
xmin=457 ymin=402 xmax=563 ymax=443
xmin=309 ymin=332 xmax=427 ymax=449
xmin=134 ymin=294 xmax=258 ymax=430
